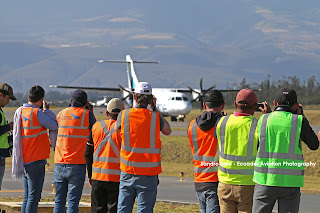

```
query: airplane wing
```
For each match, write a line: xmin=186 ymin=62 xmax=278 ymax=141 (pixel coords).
xmin=176 ymin=88 xmax=241 ymax=93
xmin=49 ymin=85 xmax=121 ymax=92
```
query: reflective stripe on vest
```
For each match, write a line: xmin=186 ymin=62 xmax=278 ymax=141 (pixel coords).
xmin=122 ymin=109 xmax=160 ymax=154
xmin=57 ymin=109 xmax=88 ymax=138
xmin=255 ymin=113 xmax=304 ymax=176
xmin=92 ymin=120 xmax=121 ymax=178
xmin=120 ymin=109 xmax=161 ymax=168
xmin=219 ymin=115 xmax=258 ymax=175
xmin=21 ymin=107 xmax=50 ymax=164
xmin=93 ymin=121 xmax=120 ymax=165
xmin=21 ymin=108 xmax=48 ymax=138
xmin=0 ymin=110 xmax=9 ymax=149
xmin=190 ymin=121 xmax=219 ymax=174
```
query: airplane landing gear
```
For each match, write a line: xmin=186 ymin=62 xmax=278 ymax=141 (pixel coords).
xmin=171 ymin=116 xmax=177 ymax=122
xmin=171 ymin=115 xmax=185 ymax=122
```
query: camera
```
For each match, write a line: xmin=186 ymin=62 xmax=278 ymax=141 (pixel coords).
xmin=255 ymin=103 xmax=264 ymax=112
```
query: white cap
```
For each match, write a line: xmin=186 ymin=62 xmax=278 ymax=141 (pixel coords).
xmin=134 ymin=82 xmax=152 ymax=95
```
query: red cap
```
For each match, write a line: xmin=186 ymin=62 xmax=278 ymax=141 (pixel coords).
xmin=236 ymin=89 xmax=258 ymax=106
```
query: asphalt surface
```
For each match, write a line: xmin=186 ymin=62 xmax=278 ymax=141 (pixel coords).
xmin=1 ymin=170 xmax=320 ymax=213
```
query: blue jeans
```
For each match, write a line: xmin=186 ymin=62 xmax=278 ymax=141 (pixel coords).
xmin=196 ymin=187 xmax=220 ymax=213
xmin=0 ymin=157 xmax=5 ymax=190
xmin=22 ymin=159 xmax=46 ymax=213
xmin=53 ymin=164 xmax=86 ymax=213
xmin=117 ymin=172 xmax=159 ymax=213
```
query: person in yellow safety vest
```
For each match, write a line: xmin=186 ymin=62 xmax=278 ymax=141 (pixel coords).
xmin=115 ymin=82 xmax=171 ymax=213
xmin=0 ymin=83 xmax=16 ymax=190
xmin=12 ymin=85 xmax=58 ymax=213
xmin=252 ymin=88 xmax=320 ymax=213
xmin=215 ymin=88 xmax=268 ymax=213
xmin=54 ymin=89 xmax=96 ymax=213
xmin=187 ymin=90 xmax=225 ymax=213
xmin=85 ymin=98 xmax=125 ymax=213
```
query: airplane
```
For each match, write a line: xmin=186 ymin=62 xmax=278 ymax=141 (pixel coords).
xmin=91 ymin=96 xmax=112 ymax=107
xmin=50 ymin=55 xmax=239 ymax=121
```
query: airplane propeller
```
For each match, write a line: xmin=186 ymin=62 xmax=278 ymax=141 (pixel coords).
xmin=188 ymin=78 xmax=216 ymax=111
xmin=118 ymin=84 xmax=134 ymax=107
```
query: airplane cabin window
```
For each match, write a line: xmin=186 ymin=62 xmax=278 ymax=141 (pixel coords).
xmin=176 ymin=97 xmax=182 ymax=101
xmin=183 ymin=97 xmax=188 ymax=101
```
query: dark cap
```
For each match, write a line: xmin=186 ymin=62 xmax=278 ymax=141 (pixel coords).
xmin=0 ymin=83 xmax=16 ymax=100
xmin=205 ymin=90 xmax=224 ymax=103
xmin=236 ymin=88 xmax=258 ymax=106
xmin=72 ymin=89 xmax=87 ymax=106
xmin=276 ymin=88 xmax=297 ymax=106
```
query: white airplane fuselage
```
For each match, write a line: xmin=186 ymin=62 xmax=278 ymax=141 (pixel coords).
xmin=152 ymin=89 xmax=192 ymax=117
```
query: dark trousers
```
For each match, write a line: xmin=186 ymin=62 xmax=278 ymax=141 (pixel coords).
xmin=252 ymin=183 xmax=300 ymax=213
xmin=91 ymin=180 xmax=120 ymax=213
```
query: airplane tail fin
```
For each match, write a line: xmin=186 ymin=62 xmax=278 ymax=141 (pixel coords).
xmin=98 ymin=55 xmax=159 ymax=91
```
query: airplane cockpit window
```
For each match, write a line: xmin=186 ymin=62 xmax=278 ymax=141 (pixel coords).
xmin=176 ymin=97 xmax=182 ymax=101
xmin=169 ymin=97 xmax=174 ymax=101
xmin=183 ymin=97 xmax=188 ymax=101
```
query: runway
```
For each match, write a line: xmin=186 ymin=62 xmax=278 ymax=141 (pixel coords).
xmin=1 ymin=170 xmax=320 ymax=213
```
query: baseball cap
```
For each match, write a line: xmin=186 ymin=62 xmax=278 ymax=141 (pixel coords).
xmin=107 ymin=98 xmax=125 ymax=114
xmin=134 ymin=82 xmax=152 ymax=95
xmin=72 ymin=89 xmax=88 ymax=106
xmin=276 ymin=88 xmax=297 ymax=106
xmin=236 ymin=88 xmax=258 ymax=106
xmin=205 ymin=90 xmax=224 ymax=103
xmin=0 ymin=83 xmax=16 ymax=100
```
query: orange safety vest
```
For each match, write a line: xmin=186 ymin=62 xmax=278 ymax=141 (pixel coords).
xmin=119 ymin=108 xmax=161 ymax=176
xmin=188 ymin=119 xmax=219 ymax=183
xmin=55 ymin=107 xmax=90 ymax=164
xmin=21 ymin=107 xmax=50 ymax=164
xmin=92 ymin=119 xmax=121 ymax=182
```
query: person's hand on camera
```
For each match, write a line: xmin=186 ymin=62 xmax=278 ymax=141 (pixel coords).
xmin=9 ymin=122 xmax=13 ymax=130
xmin=43 ymin=101 xmax=50 ymax=109
xmin=296 ymin=104 xmax=303 ymax=115
xmin=151 ymin=95 xmax=157 ymax=111
xmin=259 ymin=101 xmax=271 ymax=114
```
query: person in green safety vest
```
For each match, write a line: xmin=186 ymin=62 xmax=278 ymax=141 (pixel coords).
xmin=0 ymin=83 xmax=16 ymax=190
xmin=215 ymin=88 xmax=269 ymax=213
xmin=253 ymin=88 xmax=320 ymax=213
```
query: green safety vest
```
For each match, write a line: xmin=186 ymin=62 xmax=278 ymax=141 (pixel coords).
xmin=253 ymin=112 xmax=304 ymax=187
xmin=216 ymin=114 xmax=258 ymax=185
xmin=0 ymin=109 xmax=9 ymax=149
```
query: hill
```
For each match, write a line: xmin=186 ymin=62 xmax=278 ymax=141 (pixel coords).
xmin=1 ymin=0 xmax=320 ymax=92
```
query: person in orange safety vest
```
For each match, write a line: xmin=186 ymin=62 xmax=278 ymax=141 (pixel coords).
xmin=53 ymin=89 xmax=96 ymax=213
xmin=115 ymin=82 xmax=171 ymax=213
xmin=188 ymin=89 xmax=225 ymax=213
xmin=12 ymin=85 xmax=58 ymax=213
xmin=85 ymin=98 xmax=125 ymax=213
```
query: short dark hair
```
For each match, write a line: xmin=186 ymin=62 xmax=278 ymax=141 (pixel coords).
xmin=0 ymin=90 xmax=9 ymax=97
xmin=135 ymin=93 xmax=153 ymax=106
xmin=28 ymin=85 xmax=45 ymax=103
xmin=109 ymin=112 xmax=120 ymax=120
xmin=205 ymin=101 xmax=224 ymax=109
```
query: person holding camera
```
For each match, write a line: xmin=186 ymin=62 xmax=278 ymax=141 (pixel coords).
xmin=253 ymin=88 xmax=320 ymax=213
xmin=114 ymin=82 xmax=171 ymax=213
xmin=12 ymin=85 xmax=58 ymax=213
xmin=0 ymin=83 xmax=16 ymax=190
xmin=54 ymin=89 xmax=96 ymax=213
